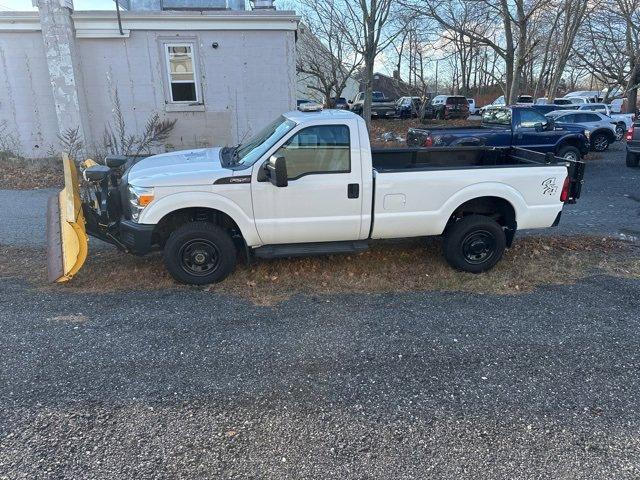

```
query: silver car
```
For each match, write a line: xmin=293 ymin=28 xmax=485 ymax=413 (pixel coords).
xmin=546 ymin=110 xmax=618 ymax=152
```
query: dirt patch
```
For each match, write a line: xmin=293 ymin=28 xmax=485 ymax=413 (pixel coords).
xmin=0 ymin=155 xmax=63 ymax=190
xmin=369 ymin=117 xmax=481 ymax=148
xmin=2 ymin=236 xmax=638 ymax=305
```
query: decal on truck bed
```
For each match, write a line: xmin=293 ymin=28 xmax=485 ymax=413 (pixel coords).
xmin=542 ymin=177 xmax=559 ymax=196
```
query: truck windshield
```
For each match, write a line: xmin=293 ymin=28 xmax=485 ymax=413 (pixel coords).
xmin=482 ymin=108 xmax=511 ymax=126
xmin=235 ymin=116 xmax=297 ymax=166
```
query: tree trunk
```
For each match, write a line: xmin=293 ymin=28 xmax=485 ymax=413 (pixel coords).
xmin=362 ymin=53 xmax=375 ymax=131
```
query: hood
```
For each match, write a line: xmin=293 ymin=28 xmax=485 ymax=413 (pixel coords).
xmin=127 ymin=147 xmax=235 ymax=187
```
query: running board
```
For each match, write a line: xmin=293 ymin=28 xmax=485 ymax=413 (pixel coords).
xmin=253 ymin=241 xmax=369 ymax=259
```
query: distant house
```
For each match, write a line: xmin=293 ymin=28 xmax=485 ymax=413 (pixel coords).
xmin=359 ymin=71 xmax=424 ymax=101
xmin=0 ymin=0 xmax=299 ymax=158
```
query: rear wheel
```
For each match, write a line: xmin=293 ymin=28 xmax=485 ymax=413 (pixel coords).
xmin=615 ymin=124 xmax=625 ymax=141
xmin=591 ymin=133 xmax=610 ymax=152
xmin=557 ymin=145 xmax=581 ymax=162
xmin=627 ymin=152 xmax=640 ymax=167
xmin=163 ymin=222 xmax=237 ymax=285
xmin=443 ymin=215 xmax=506 ymax=273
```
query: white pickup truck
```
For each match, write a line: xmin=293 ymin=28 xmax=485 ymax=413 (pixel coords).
xmin=47 ymin=109 xmax=584 ymax=285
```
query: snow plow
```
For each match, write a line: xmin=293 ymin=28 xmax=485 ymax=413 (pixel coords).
xmin=46 ymin=153 xmax=88 ymax=282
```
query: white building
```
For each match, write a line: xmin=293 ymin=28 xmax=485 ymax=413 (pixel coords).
xmin=0 ymin=1 xmax=299 ymax=158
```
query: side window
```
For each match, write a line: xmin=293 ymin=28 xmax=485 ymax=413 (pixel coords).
xmin=164 ymin=43 xmax=200 ymax=104
xmin=277 ymin=125 xmax=350 ymax=180
xmin=557 ymin=114 xmax=574 ymax=123
xmin=584 ymin=113 xmax=601 ymax=122
xmin=519 ymin=110 xmax=547 ymax=128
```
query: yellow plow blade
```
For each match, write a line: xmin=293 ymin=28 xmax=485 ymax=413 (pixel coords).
xmin=46 ymin=153 xmax=88 ymax=283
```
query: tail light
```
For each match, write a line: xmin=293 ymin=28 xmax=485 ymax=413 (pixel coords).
xmin=560 ymin=176 xmax=571 ymax=202
xmin=423 ymin=135 xmax=434 ymax=147
xmin=626 ymin=126 xmax=634 ymax=142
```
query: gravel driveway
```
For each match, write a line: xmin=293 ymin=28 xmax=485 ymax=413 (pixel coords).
xmin=1 ymin=274 xmax=640 ymax=479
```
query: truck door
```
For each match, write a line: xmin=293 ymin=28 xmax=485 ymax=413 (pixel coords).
xmin=251 ymin=122 xmax=364 ymax=245
xmin=513 ymin=109 xmax=558 ymax=152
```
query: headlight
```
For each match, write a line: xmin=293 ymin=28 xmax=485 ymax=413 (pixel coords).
xmin=127 ymin=185 xmax=154 ymax=222
xmin=583 ymin=129 xmax=590 ymax=140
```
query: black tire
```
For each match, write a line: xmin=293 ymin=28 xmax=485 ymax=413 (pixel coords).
xmin=615 ymin=124 xmax=625 ymax=142
xmin=435 ymin=110 xmax=443 ymax=120
xmin=591 ymin=132 xmax=610 ymax=152
xmin=163 ymin=222 xmax=237 ymax=285
xmin=556 ymin=145 xmax=581 ymax=162
xmin=627 ymin=152 xmax=640 ymax=168
xmin=443 ymin=215 xmax=506 ymax=273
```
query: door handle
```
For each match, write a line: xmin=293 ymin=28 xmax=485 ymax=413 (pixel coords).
xmin=347 ymin=183 xmax=359 ymax=199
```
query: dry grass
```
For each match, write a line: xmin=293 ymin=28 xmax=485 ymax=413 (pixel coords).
xmin=2 ymin=236 xmax=638 ymax=305
xmin=0 ymin=155 xmax=63 ymax=190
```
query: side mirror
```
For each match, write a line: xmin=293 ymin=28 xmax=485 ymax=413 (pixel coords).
xmin=534 ymin=122 xmax=544 ymax=132
xmin=265 ymin=154 xmax=288 ymax=187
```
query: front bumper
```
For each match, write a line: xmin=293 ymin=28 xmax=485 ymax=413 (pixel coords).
xmin=119 ymin=220 xmax=155 ymax=255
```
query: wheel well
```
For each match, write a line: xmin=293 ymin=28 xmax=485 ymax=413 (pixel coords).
xmin=448 ymin=196 xmax=517 ymax=244
xmin=152 ymin=207 xmax=243 ymax=248
xmin=556 ymin=138 xmax=581 ymax=153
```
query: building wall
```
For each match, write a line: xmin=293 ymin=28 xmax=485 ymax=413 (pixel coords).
xmin=0 ymin=31 xmax=60 ymax=157
xmin=76 ymin=29 xmax=296 ymax=154
xmin=0 ymin=12 xmax=298 ymax=158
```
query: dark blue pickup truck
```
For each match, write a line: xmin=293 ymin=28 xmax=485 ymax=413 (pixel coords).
xmin=407 ymin=106 xmax=590 ymax=161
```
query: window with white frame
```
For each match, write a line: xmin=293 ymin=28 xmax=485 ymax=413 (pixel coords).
xmin=164 ymin=43 xmax=200 ymax=104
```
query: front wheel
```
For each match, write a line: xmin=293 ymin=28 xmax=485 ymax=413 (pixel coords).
xmin=163 ymin=222 xmax=237 ymax=285
xmin=443 ymin=215 xmax=506 ymax=273
xmin=591 ymin=133 xmax=610 ymax=152
xmin=557 ymin=145 xmax=581 ymax=162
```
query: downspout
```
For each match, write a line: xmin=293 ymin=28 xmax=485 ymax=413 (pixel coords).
xmin=115 ymin=0 xmax=124 ymax=36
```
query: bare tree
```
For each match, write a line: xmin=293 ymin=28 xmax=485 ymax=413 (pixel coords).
xmin=296 ymin=0 xmax=363 ymax=106
xmin=336 ymin=0 xmax=405 ymax=130
xmin=572 ymin=0 xmax=639 ymax=111
xmin=542 ymin=0 xmax=591 ymax=101
xmin=403 ymin=0 xmax=547 ymax=103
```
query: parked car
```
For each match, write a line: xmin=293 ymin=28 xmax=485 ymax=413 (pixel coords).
xmin=467 ymin=98 xmax=478 ymax=115
xmin=350 ymin=91 xmax=396 ymax=118
xmin=47 ymin=108 xmax=584 ymax=285
xmin=407 ymin=106 xmax=590 ymax=161
xmin=573 ymin=103 xmax=636 ymax=140
xmin=395 ymin=96 xmax=422 ymax=118
xmin=564 ymin=91 xmax=602 ymax=103
xmin=562 ymin=97 xmax=596 ymax=105
xmin=545 ymin=110 xmax=617 ymax=152
xmin=421 ymin=94 xmax=469 ymax=120
xmin=530 ymin=104 xmax=575 ymax=115
xmin=297 ymin=99 xmax=313 ymax=107
xmin=626 ymin=122 xmax=640 ymax=167
xmin=477 ymin=95 xmax=532 ymax=115
xmin=331 ymin=97 xmax=350 ymax=110
xmin=516 ymin=95 xmax=534 ymax=104
xmin=552 ymin=98 xmax=576 ymax=105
